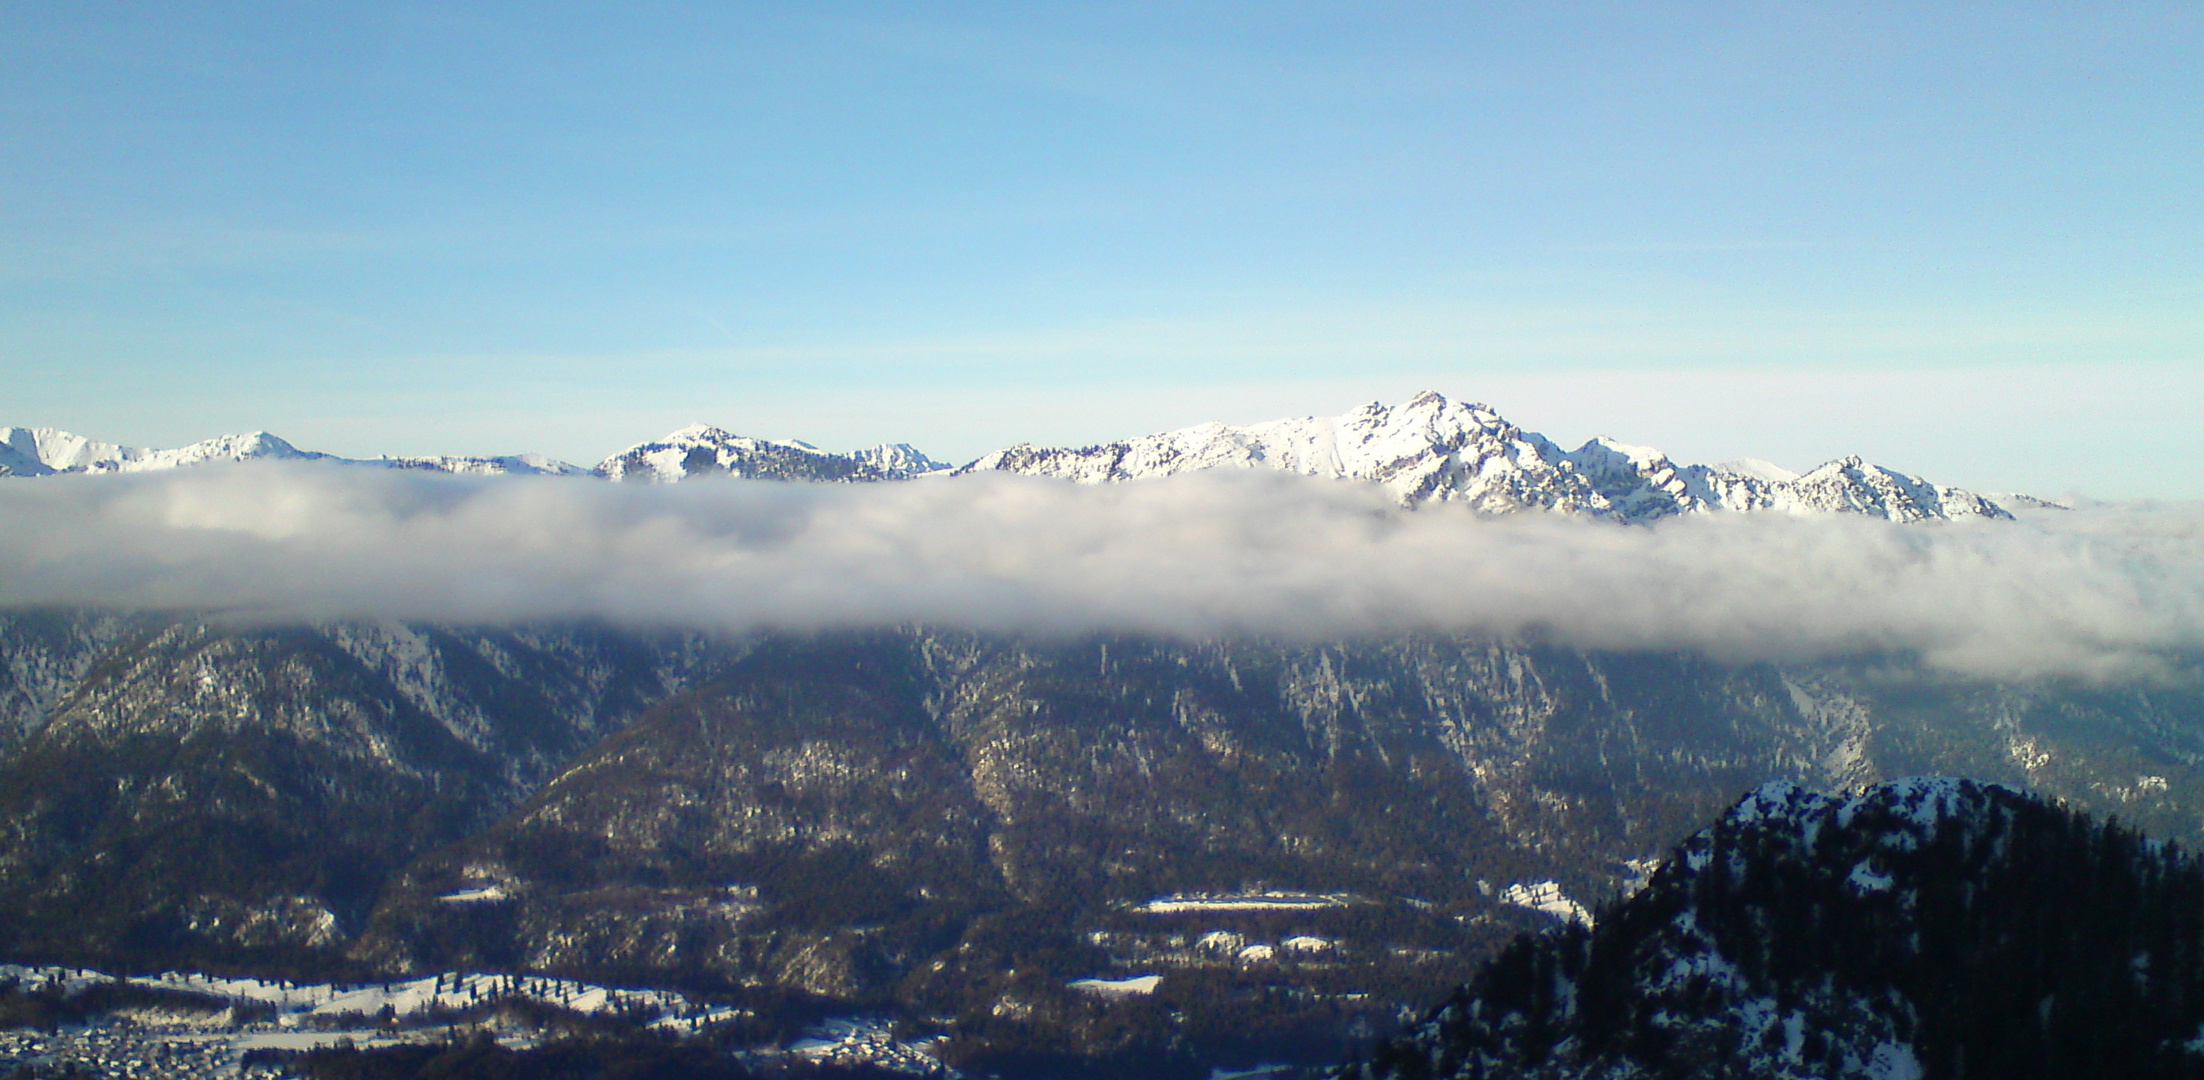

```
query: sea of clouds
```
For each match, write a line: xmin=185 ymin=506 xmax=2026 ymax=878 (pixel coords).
xmin=3 ymin=461 xmax=2199 ymax=681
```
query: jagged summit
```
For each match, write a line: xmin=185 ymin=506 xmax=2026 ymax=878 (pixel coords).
xmin=965 ymin=390 xmax=2011 ymax=523
xmin=665 ymin=421 xmax=742 ymax=442
xmin=848 ymin=441 xmax=949 ymax=477
xmin=2 ymin=395 xmax=2010 ymax=522
xmin=593 ymin=423 xmax=948 ymax=483
xmin=961 ymin=390 xmax=1543 ymax=506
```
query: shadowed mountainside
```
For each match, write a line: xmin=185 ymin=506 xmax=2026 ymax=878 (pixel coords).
xmin=2 ymin=616 xmax=2200 ymax=1071
xmin=1345 ymin=778 xmax=2204 ymax=1080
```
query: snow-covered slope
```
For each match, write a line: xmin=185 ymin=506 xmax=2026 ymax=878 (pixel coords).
xmin=964 ymin=390 xmax=2010 ymax=522
xmin=0 ymin=422 xmax=945 ymax=484
xmin=595 ymin=423 xmax=948 ymax=483
xmin=2 ymin=397 xmax=2007 ymax=522
xmin=847 ymin=440 xmax=952 ymax=478
xmin=0 ymin=426 xmax=590 ymax=478
xmin=364 ymin=453 xmax=591 ymax=477
xmin=0 ymin=426 xmax=325 ymax=475
xmin=963 ymin=391 xmax=1585 ymax=510
xmin=0 ymin=438 xmax=49 ymax=478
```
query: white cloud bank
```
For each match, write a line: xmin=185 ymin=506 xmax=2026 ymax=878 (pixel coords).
xmin=2 ymin=463 xmax=2200 ymax=681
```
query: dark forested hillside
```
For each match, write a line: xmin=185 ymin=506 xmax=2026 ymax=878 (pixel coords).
xmin=1347 ymin=778 xmax=2204 ymax=1080
xmin=2 ymin=614 xmax=2203 ymax=1071
xmin=0 ymin=612 xmax=745 ymax=975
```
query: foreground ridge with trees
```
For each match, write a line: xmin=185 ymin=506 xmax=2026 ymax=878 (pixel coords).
xmin=1346 ymin=777 xmax=2204 ymax=1080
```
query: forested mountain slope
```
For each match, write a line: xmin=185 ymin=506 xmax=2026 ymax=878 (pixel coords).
xmin=1344 ymin=778 xmax=2204 ymax=1080
xmin=2 ymin=617 xmax=2200 ymax=1071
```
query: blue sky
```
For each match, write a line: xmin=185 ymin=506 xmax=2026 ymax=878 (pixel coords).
xmin=3 ymin=2 xmax=2198 ymax=497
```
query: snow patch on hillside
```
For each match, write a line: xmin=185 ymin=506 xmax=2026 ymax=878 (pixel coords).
xmin=1068 ymin=975 xmax=1162 ymax=997
xmin=1136 ymin=892 xmax=1353 ymax=914
xmin=1496 ymin=881 xmax=1594 ymax=926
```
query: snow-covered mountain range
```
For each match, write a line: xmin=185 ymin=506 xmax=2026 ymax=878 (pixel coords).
xmin=0 ymin=426 xmax=587 ymax=478
xmin=965 ymin=390 xmax=2012 ymax=522
xmin=2 ymin=391 xmax=2019 ymax=523
xmin=0 ymin=422 xmax=945 ymax=484
xmin=0 ymin=427 xmax=327 ymax=476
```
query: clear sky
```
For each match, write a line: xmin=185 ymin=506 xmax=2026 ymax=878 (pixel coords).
xmin=3 ymin=2 xmax=2198 ymax=498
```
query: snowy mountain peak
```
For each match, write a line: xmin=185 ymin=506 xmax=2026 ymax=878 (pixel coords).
xmin=0 ymin=426 xmax=320 ymax=475
xmin=1581 ymin=436 xmax=1671 ymax=470
xmin=1716 ymin=776 xmax=1991 ymax=838
xmin=365 ymin=452 xmax=591 ymax=477
xmin=664 ymin=422 xmax=730 ymax=441
xmin=1714 ymin=457 xmax=1802 ymax=483
xmin=0 ymin=425 xmax=595 ymax=478
xmin=3 ymin=395 xmax=2016 ymax=523
xmin=848 ymin=442 xmax=949 ymax=477
xmin=645 ymin=422 xmax=822 ymax=453
xmin=595 ymin=425 xmax=943 ymax=483
xmin=958 ymin=390 xmax=1566 ymax=511
xmin=963 ymin=391 xmax=2011 ymax=523
xmin=1776 ymin=455 xmax=2008 ymax=523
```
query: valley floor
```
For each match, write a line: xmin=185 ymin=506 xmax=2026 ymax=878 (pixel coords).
xmin=1 ymin=1023 xmax=246 ymax=1079
xmin=0 ymin=962 xmax=958 ymax=1079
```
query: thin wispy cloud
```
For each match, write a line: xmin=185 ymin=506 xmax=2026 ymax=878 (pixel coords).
xmin=2 ymin=462 xmax=2198 ymax=682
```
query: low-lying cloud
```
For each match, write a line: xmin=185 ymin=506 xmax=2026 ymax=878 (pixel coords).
xmin=3 ymin=462 xmax=2200 ymax=681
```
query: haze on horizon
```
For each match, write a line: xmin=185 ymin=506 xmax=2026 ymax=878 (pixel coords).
xmin=5 ymin=462 xmax=2201 ymax=682
xmin=2 ymin=3 xmax=2198 ymax=499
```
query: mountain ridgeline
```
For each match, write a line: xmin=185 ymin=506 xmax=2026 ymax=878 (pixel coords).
xmin=0 ymin=393 xmax=2187 ymax=1075
xmin=1346 ymin=778 xmax=2204 ymax=1080
xmin=3 ymin=613 xmax=2203 ymax=1073
xmin=3 ymin=390 xmax=2021 ymax=522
